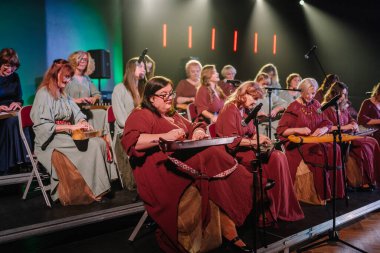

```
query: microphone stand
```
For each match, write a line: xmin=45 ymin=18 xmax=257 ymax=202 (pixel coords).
xmin=307 ymin=50 xmax=327 ymax=81
xmin=297 ymin=103 xmax=366 ymax=253
xmin=251 ymin=114 xmax=267 ymax=253
xmin=264 ymin=87 xmax=300 ymax=138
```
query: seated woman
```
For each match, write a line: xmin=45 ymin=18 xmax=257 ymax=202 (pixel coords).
xmin=358 ymin=82 xmax=380 ymax=145
xmin=31 ymin=63 xmax=111 ymax=205
xmin=215 ymin=81 xmax=304 ymax=222
xmin=218 ymin=64 xmax=238 ymax=95
xmin=194 ymin=65 xmax=226 ymax=123
xmin=277 ymin=78 xmax=345 ymax=205
xmin=0 ymin=48 xmax=29 ymax=175
xmin=122 ymin=76 xmax=255 ymax=253
xmin=279 ymin=73 xmax=302 ymax=105
xmin=323 ymin=82 xmax=380 ymax=188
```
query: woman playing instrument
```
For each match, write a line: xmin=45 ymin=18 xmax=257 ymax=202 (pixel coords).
xmin=277 ymin=78 xmax=345 ymax=205
xmin=358 ymin=82 xmax=380 ymax=145
xmin=323 ymin=82 xmax=380 ymax=189
xmin=194 ymin=65 xmax=226 ymax=123
xmin=111 ymin=57 xmax=146 ymax=190
xmin=215 ymin=81 xmax=304 ymax=222
xmin=31 ymin=63 xmax=111 ymax=205
xmin=0 ymin=48 xmax=29 ymax=175
xmin=122 ymin=76 xmax=255 ymax=253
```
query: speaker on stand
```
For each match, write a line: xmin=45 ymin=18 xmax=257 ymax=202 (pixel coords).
xmin=87 ymin=49 xmax=111 ymax=92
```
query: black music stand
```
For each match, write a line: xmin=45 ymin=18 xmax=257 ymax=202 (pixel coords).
xmin=297 ymin=103 xmax=366 ymax=253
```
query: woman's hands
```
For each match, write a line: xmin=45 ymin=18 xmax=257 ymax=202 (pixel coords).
xmin=164 ymin=128 xmax=186 ymax=141
xmin=74 ymin=97 xmax=98 ymax=104
xmin=192 ymin=128 xmax=209 ymax=140
xmin=0 ymin=102 xmax=21 ymax=112
xmin=311 ymin=126 xmax=328 ymax=137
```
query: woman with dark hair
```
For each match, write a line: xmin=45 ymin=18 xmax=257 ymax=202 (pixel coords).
xmin=31 ymin=63 xmax=110 ymax=205
xmin=111 ymin=57 xmax=146 ymax=190
xmin=0 ymin=48 xmax=29 ymax=175
xmin=323 ymin=82 xmax=380 ymax=189
xmin=215 ymin=81 xmax=304 ymax=222
xmin=194 ymin=65 xmax=226 ymax=123
xmin=314 ymin=74 xmax=340 ymax=103
xmin=358 ymin=83 xmax=380 ymax=145
xmin=122 ymin=76 xmax=255 ymax=252
xmin=277 ymin=78 xmax=345 ymax=205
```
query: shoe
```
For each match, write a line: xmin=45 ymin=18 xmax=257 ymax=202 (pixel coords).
xmin=228 ymin=236 xmax=253 ymax=252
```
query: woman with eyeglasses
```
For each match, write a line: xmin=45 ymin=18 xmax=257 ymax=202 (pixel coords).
xmin=122 ymin=76 xmax=255 ymax=253
xmin=111 ymin=57 xmax=146 ymax=191
xmin=65 ymin=51 xmax=105 ymax=130
xmin=215 ymin=81 xmax=304 ymax=222
xmin=0 ymin=48 xmax=30 ymax=175
xmin=31 ymin=63 xmax=111 ymax=205
xmin=323 ymin=82 xmax=380 ymax=189
xmin=194 ymin=65 xmax=226 ymax=123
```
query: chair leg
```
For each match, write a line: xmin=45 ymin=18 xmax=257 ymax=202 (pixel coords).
xmin=128 ymin=210 xmax=149 ymax=243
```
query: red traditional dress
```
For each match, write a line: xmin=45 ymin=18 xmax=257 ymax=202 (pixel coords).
xmin=324 ymin=107 xmax=380 ymax=187
xmin=194 ymin=85 xmax=224 ymax=123
xmin=215 ymin=103 xmax=304 ymax=221
xmin=358 ymin=98 xmax=380 ymax=145
xmin=218 ymin=80 xmax=236 ymax=96
xmin=122 ymin=108 xmax=253 ymax=252
xmin=277 ymin=100 xmax=345 ymax=203
xmin=176 ymin=79 xmax=197 ymax=99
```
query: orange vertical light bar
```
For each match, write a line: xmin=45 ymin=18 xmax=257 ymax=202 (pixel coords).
xmin=163 ymin=24 xmax=167 ymax=48
xmin=211 ymin=28 xmax=216 ymax=50
xmin=254 ymin=32 xmax=258 ymax=54
xmin=188 ymin=26 xmax=192 ymax=49
xmin=273 ymin=33 xmax=277 ymax=55
xmin=233 ymin=30 xmax=238 ymax=52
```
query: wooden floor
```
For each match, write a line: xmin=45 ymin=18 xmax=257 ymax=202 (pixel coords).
xmin=293 ymin=210 xmax=380 ymax=253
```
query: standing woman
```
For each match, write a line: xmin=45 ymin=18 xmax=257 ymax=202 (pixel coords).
xmin=215 ymin=81 xmax=304 ymax=222
xmin=31 ymin=63 xmax=110 ymax=205
xmin=65 ymin=50 xmax=104 ymax=130
xmin=111 ymin=57 xmax=146 ymax=191
xmin=122 ymin=76 xmax=255 ymax=253
xmin=358 ymin=83 xmax=380 ymax=145
xmin=0 ymin=48 xmax=29 ymax=175
xmin=323 ymin=82 xmax=380 ymax=189
xmin=194 ymin=65 xmax=226 ymax=123
xmin=277 ymin=78 xmax=345 ymax=205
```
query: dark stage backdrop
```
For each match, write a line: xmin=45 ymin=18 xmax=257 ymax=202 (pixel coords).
xmin=122 ymin=0 xmax=380 ymax=110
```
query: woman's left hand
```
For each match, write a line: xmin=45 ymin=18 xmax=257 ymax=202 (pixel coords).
xmin=78 ymin=120 xmax=93 ymax=131
xmin=8 ymin=102 xmax=21 ymax=111
xmin=311 ymin=127 xmax=328 ymax=137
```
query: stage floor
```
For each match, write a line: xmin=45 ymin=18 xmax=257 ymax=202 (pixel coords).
xmin=0 ymin=184 xmax=379 ymax=253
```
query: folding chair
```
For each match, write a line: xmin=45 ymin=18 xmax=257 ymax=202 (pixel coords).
xmin=18 ymin=105 xmax=51 ymax=207
xmin=206 ymin=123 xmax=216 ymax=138
xmin=106 ymin=106 xmax=125 ymax=188
xmin=186 ymin=103 xmax=197 ymax=122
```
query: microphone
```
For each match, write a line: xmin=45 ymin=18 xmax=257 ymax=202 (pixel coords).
xmin=226 ymin=79 xmax=242 ymax=87
xmin=137 ymin=48 xmax=148 ymax=64
xmin=241 ymin=103 xmax=263 ymax=126
xmin=304 ymin=45 xmax=317 ymax=59
xmin=317 ymin=94 xmax=341 ymax=114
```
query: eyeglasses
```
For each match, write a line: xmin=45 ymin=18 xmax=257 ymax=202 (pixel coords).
xmin=153 ymin=90 xmax=176 ymax=101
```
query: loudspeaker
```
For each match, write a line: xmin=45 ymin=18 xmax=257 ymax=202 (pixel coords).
xmin=87 ymin=49 xmax=111 ymax=79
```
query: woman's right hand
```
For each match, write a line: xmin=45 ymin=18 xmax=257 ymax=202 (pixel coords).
xmin=0 ymin=105 xmax=8 ymax=112
xmin=296 ymin=127 xmax=312 ymax=136
xmin=164 ymin=129 xmax=186 ymax=141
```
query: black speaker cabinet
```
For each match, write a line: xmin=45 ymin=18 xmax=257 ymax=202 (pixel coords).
xmin=88 ymin=49 xmax=111 ymax=79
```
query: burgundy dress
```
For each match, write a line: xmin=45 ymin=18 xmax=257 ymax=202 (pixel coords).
xmin=122 ymin=108 xmax=253 ymax=253
xmin=215 ymin=103 xmax=304 ymax=221
xmin=358 ymin=98 xmax=380 ymax=145
xmin=218 ymin=80 xmax=236 ymax=96
xmin=277 ymin=100 xmax=345 ymax=200
xmin=325 ymin=107 xmax=380 ymax=186
xmin=175 ymin=79 xmax=197 ymax=99
xmin=194 ymin=85 xmax=224 ymax=123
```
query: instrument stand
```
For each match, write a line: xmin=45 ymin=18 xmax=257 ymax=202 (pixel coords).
xmin=251 ymin=116 xmax=268 ymax=253
xmin=297 ymin=103 xmax=366 ymax=253
xmin=308 ymin=50 xmax=327 ymax=81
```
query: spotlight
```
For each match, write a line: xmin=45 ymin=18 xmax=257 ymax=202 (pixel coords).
xmin=299 ymin=0 xmax=305 ymax=5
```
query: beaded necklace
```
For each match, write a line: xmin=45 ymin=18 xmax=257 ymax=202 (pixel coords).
xmin=300 ymin=97 xmax=314 ymax=116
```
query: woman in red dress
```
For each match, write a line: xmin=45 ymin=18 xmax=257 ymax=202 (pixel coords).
xmin=277 ymin=78 xmax=345 ymax=205
xmin=323 ymin=82 xmax=380 ymax=188
xmin=215 ymin=81 xmax=304 ymax=221
xmin=194 ymin=65 xmax=225 ymax=123
xmin=122 ymin=76 xmax=255 ymax=252
xmin=358 ymin=83 xmax=380 ymax=145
